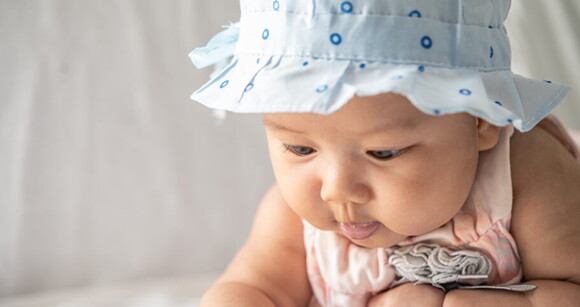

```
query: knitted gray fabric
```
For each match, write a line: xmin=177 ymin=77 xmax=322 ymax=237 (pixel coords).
xmin=387 ymin=243 xmax=491 ymax=289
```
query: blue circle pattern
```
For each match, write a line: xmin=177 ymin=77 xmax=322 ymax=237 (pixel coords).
xmin=316 ymin=85 xmax=329 ymax=93
xmin=408 ymin=10 xmax=422 ymax=18
xmin=224 ymin=3 xmax=502 ymax=103
xmin=459 ymin=88 xmax=472 ymax=95
xmin=341 ymin=1 xmax=353 ymax=13
xmin=421 ymin=36 xmax=433 ymax=49
xmin=262 ymin=29 xmax=270 ymax=40
xmin=434 ymin=109 xmax=441 ymax=115
xmin=330 ymin=33 xmax=342 ymax=45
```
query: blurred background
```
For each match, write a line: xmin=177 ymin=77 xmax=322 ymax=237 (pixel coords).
xmin=0 ymin=0 xmax=578 ymax=306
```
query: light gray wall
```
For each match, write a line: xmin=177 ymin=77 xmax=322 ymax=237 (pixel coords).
xmin=0 ymin=0 xmax=578 ymax=298
xmin=506 ymin=0 xmax=580 ymax=129
xmin=0 ymin=0 xmax=274 ymax=297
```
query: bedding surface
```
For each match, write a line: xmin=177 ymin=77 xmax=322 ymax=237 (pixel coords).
xmin=0 ymin=275 xmax=216 ymax=307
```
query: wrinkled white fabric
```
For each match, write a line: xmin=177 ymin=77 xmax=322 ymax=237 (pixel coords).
xmin=388 ymin=243 xmax=491 ymax=287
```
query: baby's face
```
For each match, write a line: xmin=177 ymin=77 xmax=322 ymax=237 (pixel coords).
xmin=263 ymin=93 xmax=481 ymax=248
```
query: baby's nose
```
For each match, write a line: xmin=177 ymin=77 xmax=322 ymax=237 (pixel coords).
xmin=319 ymin=160 xmax=370 ymax=205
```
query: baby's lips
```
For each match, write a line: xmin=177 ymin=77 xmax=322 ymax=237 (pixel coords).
xmin=340 ymin=222 xmax=380 ymax=240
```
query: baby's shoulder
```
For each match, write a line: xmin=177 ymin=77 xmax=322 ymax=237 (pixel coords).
xmin=509 ymin=125 xmax=580 ymax=203
xmin=509 ymin=125 xmax=580 ymax=283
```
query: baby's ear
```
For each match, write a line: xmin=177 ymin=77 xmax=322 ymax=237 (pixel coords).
xmin=476 ymin=118 xmax=502 ymax=151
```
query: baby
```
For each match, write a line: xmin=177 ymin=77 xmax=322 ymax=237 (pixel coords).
xmin=190 ymin=0 xmax=580 ymax=306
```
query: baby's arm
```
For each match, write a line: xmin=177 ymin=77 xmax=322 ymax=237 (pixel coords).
xmin=368 ymin=283 xmax=445 ymax=307
xmin=443 ymin=126 xmax=580 ymax=306
xmin=200 ymin=185 xmax=312 ymax=307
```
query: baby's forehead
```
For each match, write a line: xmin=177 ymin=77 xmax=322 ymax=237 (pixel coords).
xmin=263 ymin=93 xmax=476 ymax=136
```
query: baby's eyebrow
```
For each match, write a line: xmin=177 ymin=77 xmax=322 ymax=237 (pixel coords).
xmin=262 ymin=118 xmax=307 ymax=134
xmin=263 ymin=117 xmax=418 ymax=135
xmin=364 ymin=118 xmax=421 ymax=134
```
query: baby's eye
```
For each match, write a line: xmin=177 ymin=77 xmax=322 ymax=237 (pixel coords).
xmin=367 ymin=149 xmax=404 ymax=160
xmin=284 ymin=144 xmax=316 ymax=156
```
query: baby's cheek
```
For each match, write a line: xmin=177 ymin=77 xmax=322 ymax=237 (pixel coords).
xmin=384 ymin=200 xmax=457 ymax=236
xmin=277 ymin=173 xmax=331 ymax=226
xmin=379 ymin=170 xmax=464 ymax=235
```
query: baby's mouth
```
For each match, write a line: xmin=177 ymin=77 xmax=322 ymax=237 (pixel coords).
xmin=339 ymin=222 xmax=381 ymax=240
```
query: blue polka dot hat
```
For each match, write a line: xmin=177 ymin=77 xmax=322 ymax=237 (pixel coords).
xmin=189 ymin=0 xmax=570 ymax=132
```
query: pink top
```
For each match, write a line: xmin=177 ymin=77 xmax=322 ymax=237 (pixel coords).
xmin=304 ymin=115 xmax=580 ymax=307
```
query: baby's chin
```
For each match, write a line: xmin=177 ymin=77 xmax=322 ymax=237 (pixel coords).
xmin=343 ymin=226 xmax=410 ymax=249
xmin=360 ymin=218 xmax=460 ymax=248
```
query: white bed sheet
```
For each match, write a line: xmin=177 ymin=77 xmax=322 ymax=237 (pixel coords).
xmin=0 ymin=275 xmax=216 ymax=307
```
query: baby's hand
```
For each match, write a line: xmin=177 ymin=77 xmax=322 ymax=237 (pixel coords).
xmin=368 ymin=283 xmax=445 ymax=307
